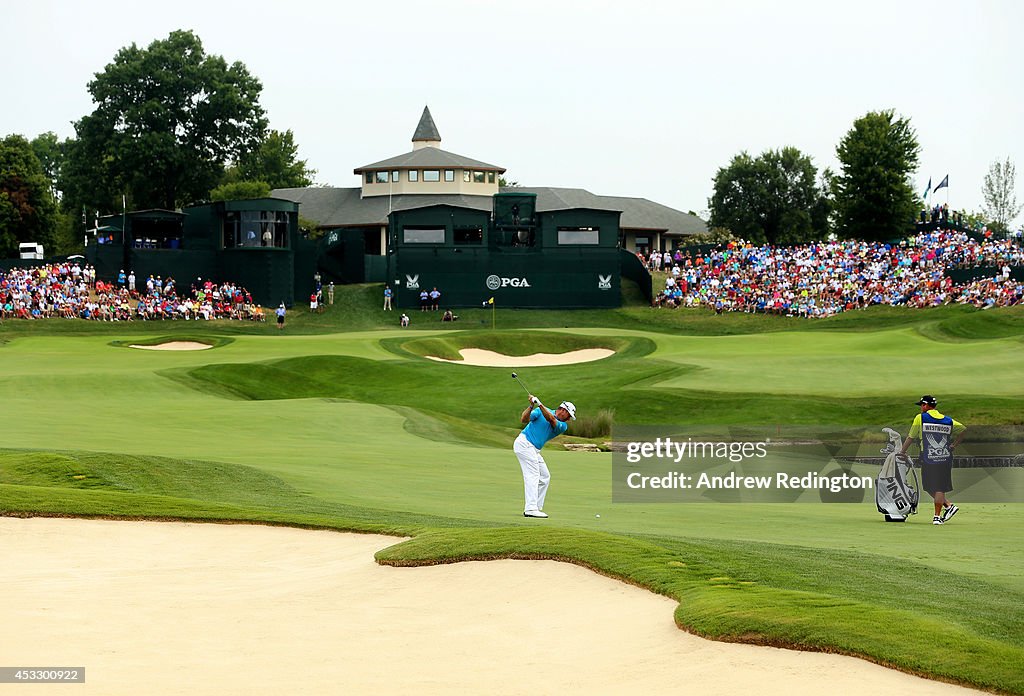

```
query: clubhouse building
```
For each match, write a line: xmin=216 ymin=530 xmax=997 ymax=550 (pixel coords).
xmin=273 ymin=107 xmax=705 ymax=308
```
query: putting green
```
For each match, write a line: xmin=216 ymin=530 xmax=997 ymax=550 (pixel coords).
xmin=642 ymin=328 xmax=1024 ymax=396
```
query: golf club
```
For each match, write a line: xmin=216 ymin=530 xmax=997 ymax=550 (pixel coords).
xmin=511 ymin=372 xmax=534 ymax=399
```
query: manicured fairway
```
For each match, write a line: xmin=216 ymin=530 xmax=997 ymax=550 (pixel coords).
xmin=643 ymin=328 xmax=1024 ymax=396
xmin=2 ymin=303 xmax=1023 ymax=692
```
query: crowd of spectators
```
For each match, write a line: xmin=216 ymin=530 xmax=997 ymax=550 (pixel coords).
xmin=1 ymin=262 xmax=266 ymax=321
xmin=5 ymin=232 xmax=1021 ymax=322
xmin=648 ymin=230 xmax=1023 ymax=318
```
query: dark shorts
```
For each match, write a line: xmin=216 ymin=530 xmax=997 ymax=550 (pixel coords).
xmin=921 ymin=461 xmax=953 ymax=494
xmin=277 ymin=315 xmax=284 ymax=325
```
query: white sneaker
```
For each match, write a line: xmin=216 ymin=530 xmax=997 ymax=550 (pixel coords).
xmin=932 ymin=516 xmax=944 ymax=525
xmin=523 ymin=510 xmax=549 ymax=518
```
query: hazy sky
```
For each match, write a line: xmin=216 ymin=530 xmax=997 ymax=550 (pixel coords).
xmin=4 ymin=0 xmax=1022 ymax=226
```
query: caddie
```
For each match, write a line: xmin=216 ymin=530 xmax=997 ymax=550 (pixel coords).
xmin=898 ymin=395 xmax=966 ymax=525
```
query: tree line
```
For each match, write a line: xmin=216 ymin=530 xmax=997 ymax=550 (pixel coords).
xmin=0 ymin=30 xmax=315 ymax=257
xmin=707 ymin=110 xmax=1021 ymax=244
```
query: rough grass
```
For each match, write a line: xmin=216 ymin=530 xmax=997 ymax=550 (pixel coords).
xmin=571 ymin=408 xmax=615 ymax=438
xmin=0 ymin=449 xmax=488 ymax=533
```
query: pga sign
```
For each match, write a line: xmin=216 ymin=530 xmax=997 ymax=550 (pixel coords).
xmin=485 ymin=274 xmax=531 ymax=290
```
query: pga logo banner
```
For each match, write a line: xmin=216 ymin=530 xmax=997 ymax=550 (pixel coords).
xmin=598 ymin=274 xmax=612 ymax=290
xmin=485 ymin=274 xmax=530 ymax=290
xmin=405 ymin=274 xmax=420 ymax=289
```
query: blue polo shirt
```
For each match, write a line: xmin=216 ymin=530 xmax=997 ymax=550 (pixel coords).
xmin=521 ymin=407 xmax=568 ymax=449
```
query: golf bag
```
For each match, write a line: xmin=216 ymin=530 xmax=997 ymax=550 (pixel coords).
xmin=875 ymin=427 xmax=920 ymax=522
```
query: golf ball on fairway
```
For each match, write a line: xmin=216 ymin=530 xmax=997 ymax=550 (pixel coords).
xmin=595 ymin=514 xmax=601 ymax=518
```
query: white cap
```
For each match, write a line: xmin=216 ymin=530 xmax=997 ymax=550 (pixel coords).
xmin=559 ymin=401 xmax=577 ymax=420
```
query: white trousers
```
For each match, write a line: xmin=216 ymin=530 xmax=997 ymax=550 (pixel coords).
xmin=514 ymin=433 xmax=550 ymax=512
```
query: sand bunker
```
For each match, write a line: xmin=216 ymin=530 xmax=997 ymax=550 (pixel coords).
xmin=129 ymin=341 xmax=212 ymax=351
xmin=427 ymin=347 xmax=614 ymax=367
xmin=0 ymin=518 xmax=979 ymax=695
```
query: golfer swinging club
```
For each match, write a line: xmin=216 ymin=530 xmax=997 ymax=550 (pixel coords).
xmin=514 ymin=393 xmax=576 ymax=518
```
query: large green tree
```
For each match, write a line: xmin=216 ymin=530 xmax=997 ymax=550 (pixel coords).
xmin=708 ymin=147 xmax=829 ymax=244
xmin=235 ymin=129 xmax=315 ymax=190
xmin=210 ymin=181 xmax=272 ymax=202
xmin=69 ymin=29 xmax=267 ymax=211
xmin=0 ymin=135 xmax=60 ymax=257
xmin=30 ymin=132 xmax=84 ymax=255
xmin=30 ymin=132 xmax=63 ymax=199
xmin=833 ymin=110 xmax=920 ymax=241
xmin=60 ymin=117 xmax=122 ymax=220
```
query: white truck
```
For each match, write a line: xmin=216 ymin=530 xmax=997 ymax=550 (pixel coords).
xmin=18 ymin=242 xmax=44 ymax=260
